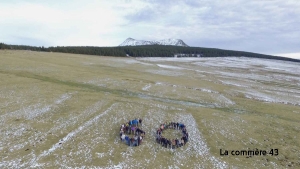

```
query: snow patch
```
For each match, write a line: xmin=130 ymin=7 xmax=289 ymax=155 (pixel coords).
xmin=157 ymin=64 xmax=184 ymax=69
xmin=125 ymin=59 xmax=153 ymax=66
xmin=142 ymin=84 xmax=151 ymax=91
xmin=30 ymin=103 xmax=116 ymax=167
xmin=145 ymin=69 xmax=184 ymax=77
xmin=216 ymin=95 xmax=235 ymax=106
xmin=0 ymin=93 xmax=72 ymax=121
xmin=176 ymin=113 xmax=228 ymax=168
xmin=138 ymin=57 xmax=201 ymax=62
xmin=219 ymin=80 xmax=248 ymax=88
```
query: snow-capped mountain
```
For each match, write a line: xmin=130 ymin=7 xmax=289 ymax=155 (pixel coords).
xmin=156 ymin=39 xmax=188 ymax=46
xmin=119 ymin=38 xmax=157 ymax=46
xmin=119 ymin=38 xmax=189 ymax=47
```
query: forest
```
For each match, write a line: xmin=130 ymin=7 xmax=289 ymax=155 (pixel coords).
xmin=1 ymin=42 xmax=299 ymax=62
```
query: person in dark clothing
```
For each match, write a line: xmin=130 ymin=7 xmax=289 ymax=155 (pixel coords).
xmin=183 ymin=136 xmax=187 ymax=145
xmin=124 ymin=126 xmax=127 ymax=134
xmin=163 ymin=138 xmax=167 ymax=148
xmin=175 ymin=138 xmax=179 ymax=148
xmin=136 ymin=128 xmax=140 ymax=135
xmin=134 ymin=135 xmax=138 ymax=146
xmin=186 ymin=132 xmax=189 ymax=142
xmin=130 ymin=138 xmax=134 ymax=146
xmin=139 ymin=118 xmax=142 ymax=126
xmin=167 ymin=139 xmax=171 ymax=149
xmin=125 ymin=136 xmax=130 ymax=145
xmin=157 ymin=128 xmax=162 ymax=136
xmin=157 ymin=136 xmax=161 ymax=143
xmin=160 ymin=137 xmax=165 ymax=146
xmin=120 ymin=130 xmax=123 ymax=140
xmin=182 ymin=128 xmax=187 ymax=135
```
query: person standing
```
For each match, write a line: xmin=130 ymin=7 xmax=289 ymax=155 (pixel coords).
xmin=139 ymin=135 xmax=143 ymax=145
xmin=172 ymin=139 xmax=176 ymax=149
xmin=134 ymin=135 xmax=138 ymax=146
xmin=181 ymin=138 xmax=184 ymax=146
xmin=186 ymin=132 xmax=189 ymax=142
xmin=120 ymin=130 xmax=124 ymax=141
xmin=125 ymin=136 xmax=129 ymax=145
xmin=175 ymin=138 xmax=179 ymax=148
xmin=121 ymin=134 xmax=126 ymax=142
xmin=137 ymin=135 xmax=140 ymax=146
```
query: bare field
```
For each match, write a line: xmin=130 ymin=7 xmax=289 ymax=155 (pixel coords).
xmin=0 ymin=50 xmax=300 ymax=168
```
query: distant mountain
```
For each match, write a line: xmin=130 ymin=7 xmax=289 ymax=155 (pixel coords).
xmin=119 ymin=38 xmax=189 ymax=47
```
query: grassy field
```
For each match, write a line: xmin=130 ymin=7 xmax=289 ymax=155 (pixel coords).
xmin=0 ymin=50 xmax=299 ymax=168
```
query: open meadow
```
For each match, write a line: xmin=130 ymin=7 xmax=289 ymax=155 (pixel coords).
xmin=0 ymin=50 xmax=300 ymax=168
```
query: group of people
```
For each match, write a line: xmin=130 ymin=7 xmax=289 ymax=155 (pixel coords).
xmin=156 ymin=122 xmax=189 ymax=149
xmin=119 ymin=118 xmax=145 ymax=147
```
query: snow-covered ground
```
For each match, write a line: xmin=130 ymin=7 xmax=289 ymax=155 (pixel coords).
xmin=276 ymin=52 xmax=300 ymax=59
xmin=137 ymin=57 xmax=300 ymax=106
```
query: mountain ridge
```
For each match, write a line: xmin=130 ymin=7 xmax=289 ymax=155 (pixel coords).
xmin=119 ymin=38 xmax=189 ymax=47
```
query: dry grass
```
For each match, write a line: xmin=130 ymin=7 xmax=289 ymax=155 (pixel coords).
xmin=0 ymin=50 xmax=299 ymax=168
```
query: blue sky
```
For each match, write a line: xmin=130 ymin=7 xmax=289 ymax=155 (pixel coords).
xmin=0 ymin=0 xmax=299 ymax=57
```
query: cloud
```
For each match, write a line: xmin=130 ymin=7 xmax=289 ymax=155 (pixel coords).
xmin=0 ymin=1 xmax=127 ymax=46
xmin=125 ymin=6 xmax=157 ymax=23
xmin=120 ymin=0 xmax=300 ymax=54
xmin=0 ymin=0 xmax=299 ymax=54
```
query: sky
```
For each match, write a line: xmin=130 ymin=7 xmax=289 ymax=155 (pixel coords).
xmin=0 ymin=0 xmax=300 ymax=58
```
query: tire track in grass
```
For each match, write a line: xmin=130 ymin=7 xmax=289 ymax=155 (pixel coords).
xmin=46 ymin=101 xmax=105 ymax=136
xmin=25 ymin=101 xmax=106 ymax=154
xmin=0 ymin=101 xmax=106 ymax=168
xmin=0 ymin=70 xmax=218 ymax=109
xmin=29 ymin=103 xmax=117 ymax=167
xmin=177 ymin=113 xmax=228 ymax=169
xmin=0 ymin=93 xmax=72 ymax=122
xmin=0 ymin=93 xmax=73 ymax=157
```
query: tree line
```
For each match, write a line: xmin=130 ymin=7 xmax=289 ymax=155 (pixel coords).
xmin=1 ymin=42 xmax=299 ymax=63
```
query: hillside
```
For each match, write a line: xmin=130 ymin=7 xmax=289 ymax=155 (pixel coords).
xmin=0 ymin=42 xmax=299 ymax=63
